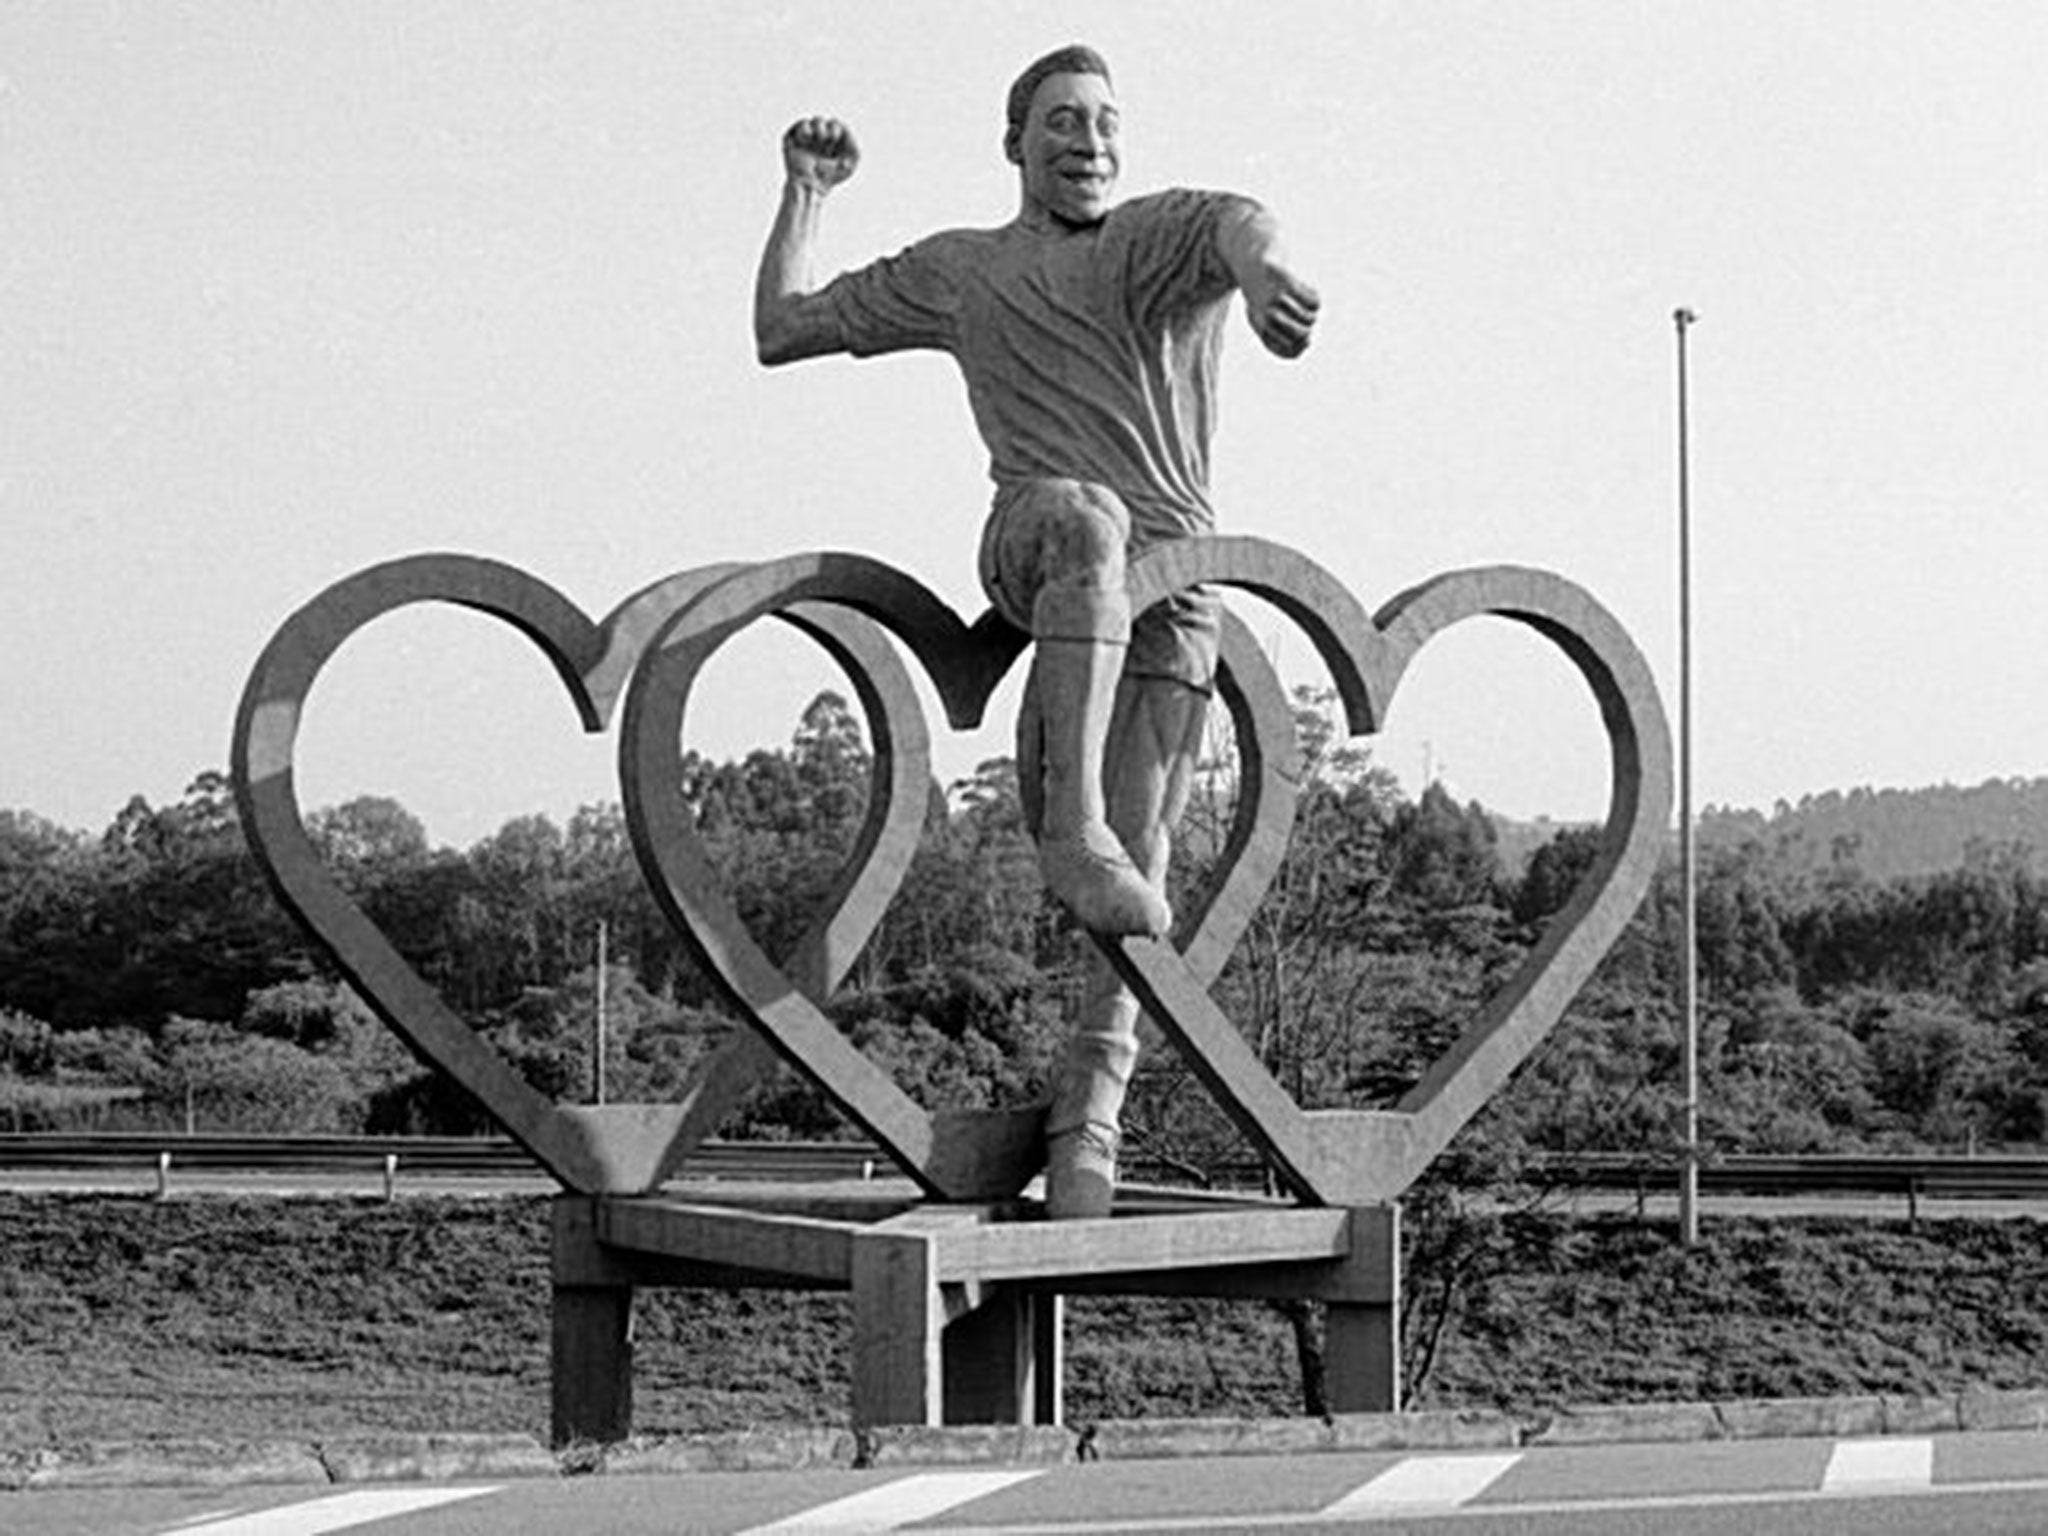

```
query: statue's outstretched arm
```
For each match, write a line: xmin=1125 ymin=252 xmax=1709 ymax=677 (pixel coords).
xmin=1215 ymin=200 xmax=1322 ymax=361
xmin=754 ymin=117 xmax=861 ymax=366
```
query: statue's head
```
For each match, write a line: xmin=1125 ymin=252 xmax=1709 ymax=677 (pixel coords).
xmin=1004 ymin=44 xmax=1119 ymax=229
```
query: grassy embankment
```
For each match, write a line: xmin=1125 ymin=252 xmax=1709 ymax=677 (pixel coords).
xmin=4 ymin=1193 xmax=2047 ymax=1447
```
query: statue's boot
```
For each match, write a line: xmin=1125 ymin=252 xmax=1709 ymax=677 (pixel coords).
xmin=1030 ymin=586 xmax=1171 ymax=938
xmin=1044 ymin=984 xmax=1139 ymax=1219
xmin=1045 ymin=1119 xmax=1120 ymax=1220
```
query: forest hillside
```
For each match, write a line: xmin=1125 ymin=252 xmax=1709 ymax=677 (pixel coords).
xmin=1491 ymin=776 xmax=2048 ymax=884
xmin=1697 ymin=777 xmax=2048 ymax=882
xmin=3 ymin=692 xmax=2046 ymax=1174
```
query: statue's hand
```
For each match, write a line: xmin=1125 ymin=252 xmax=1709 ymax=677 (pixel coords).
xmin=1244 ymin=262 xmax=1321 ymax=359
xmin=783 ymin=117 xmax=860 ymax=194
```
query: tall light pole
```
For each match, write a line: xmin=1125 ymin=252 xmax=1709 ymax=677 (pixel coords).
xmin=1674 ymin=307 xmax=1700 ymax=1245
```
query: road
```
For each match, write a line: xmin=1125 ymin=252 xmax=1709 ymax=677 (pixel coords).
xmin=12 ymin=1431 xmax=2048 ymax=1534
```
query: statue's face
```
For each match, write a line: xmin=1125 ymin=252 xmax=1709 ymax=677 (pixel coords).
xmin=1015 ymin=71 xmax=1120 ymax=228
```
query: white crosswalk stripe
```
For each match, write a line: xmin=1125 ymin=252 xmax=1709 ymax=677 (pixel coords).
xmin=1822 ymin=1436 xmax=1934 ymax=1493
xmin=1317 ymin=1452 xmax=1523 ymax=1517
xmin=738 ymin=1469 xmax=1046 ymax=1533
xmin=160 ymin=1486 xmax=500 ymax=1536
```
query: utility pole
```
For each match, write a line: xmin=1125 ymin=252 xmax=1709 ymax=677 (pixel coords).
xmin=1674 ymin=307 xmax=1700 ymax=1245
xmin=593 ymin=920 xmax=609 ymax=1107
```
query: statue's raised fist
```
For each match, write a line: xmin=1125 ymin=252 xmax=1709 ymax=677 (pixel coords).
xmin=783 ymin=117 xmax=860 ymax=193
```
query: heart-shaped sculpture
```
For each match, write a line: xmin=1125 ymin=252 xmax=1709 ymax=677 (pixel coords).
xmin=240 ymin=536 xmax=1667 ymax=1210
xmin=1099 ymin=537 xmax=1674 ymax=1205
xmin=619 ymin=551 xmax=1303 ymax=1200
xmin=231 ymin=554 xmax=938 ymax=1193
xmin=623 ymin=542 xmax=1666 ymax=1209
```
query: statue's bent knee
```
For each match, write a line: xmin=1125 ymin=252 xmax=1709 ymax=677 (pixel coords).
xmin=979 ymin=479 xmax=1131 ymax=628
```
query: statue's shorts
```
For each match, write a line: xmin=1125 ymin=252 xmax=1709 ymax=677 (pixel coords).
xmin=977 ymin=479 xmax=1221 ymax=693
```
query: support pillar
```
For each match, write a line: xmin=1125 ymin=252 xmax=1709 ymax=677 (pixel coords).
xmin=1325 ymin=1204 xmax=1401 ymax=1414
xmin=942 ymin=1288 xmax=1063 ymax=1425
xmin=552 ymin=1284 xmax=634 ymax=1446
xmin=850 ymin=1229 xmax=943 ymax=1427
xmin=550 ymin=1195 xmax=635 ymax=1447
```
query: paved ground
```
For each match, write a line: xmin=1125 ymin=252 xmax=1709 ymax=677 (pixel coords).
xmin=8 ymin=1174 xmax=2047 ymax=1532
xmin=13 ymin=1430 xmax=2048 ymax=1534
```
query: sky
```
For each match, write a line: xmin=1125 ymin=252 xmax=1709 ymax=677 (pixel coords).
xmin=5 ymin=2 xmax=2045 ymax=849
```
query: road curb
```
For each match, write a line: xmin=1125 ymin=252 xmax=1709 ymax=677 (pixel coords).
xmin=316 ymin=1433 xmax=558 ymax=1483
xmin=600 ymin=1427 xmax=856 ymax=1475
xmin=860 ymin=1424 xmax=1078 ymax=1468
xmin=10 ymin=1388 xmax=2048 ymax=1491
xmin=1882 ymin=1392 xmax=1964 ymax=1434
xmin=1960 ymin=1386 xmax=2048 ymax=1432
xmin=1523 ymin=1399 xmax=1721 ymax=1446
xmin=1086 ymin=1415 xmax=1332 ymax=1462
xmin=10 ymin=1438 xmax=329 ymax=1491
xmin=1716 ymin=1395 xmax=1888 ymax=1440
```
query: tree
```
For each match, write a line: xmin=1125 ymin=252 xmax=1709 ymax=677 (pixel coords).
xmin=559 ymin=801 xmax=689 ymax=1001
xmin=1693 ymin=842 xmax=1795 ymax=999
xmin=1383 ymin=783 xmax=1503 ymax=918
xmin=306 ymin=796 xmax=430 ymax=887
xmin=0 ymin=1009 xmax=54 ymax=1076
xmin=1511 ymin=825 xmax=1604 ymax=927
xmin=835 ymin=944 xmax=1069 ymax=1112
xmin=881 ymin=762 xmax=1055 ymax=973
xmin=1718 ymin=989 xmax=1876 ymax=1152
xmin=1843 ymin=990 xmax=2028 ymax=1147
xmin=50 ymin=775 xmax=310 ymax=1029
xmin=677 ymin=692 xmax=881 ymax=990
xmin=240 ymin=977 xmax=417 ymax=1111
xmin=155 ymin=1017 xmax=354 ymax=1133
xmin=489 ymin=961 xmax=724 ymax=1106
xmin=467 ymin=812 xmax=572 ymax=991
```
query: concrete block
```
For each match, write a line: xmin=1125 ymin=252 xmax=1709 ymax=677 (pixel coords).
xmin=1086 ymin=1415 xmax=1333 ymax=1461
xmin=1959 ymin=1388 xmax=2048 ymax=1433
xmin=860 ymin=1424 xmax=1077 ymax=1468
xmin=1327 ymin=1409 xmax=1520 ymax=1452
xmin=24 ymin=1439 xmax=328 ymax=1490
xmin=602 ymin=1428 xmax=856 ymax=1475
xmin=1881 ymin=1393 xmax=1962 ymax=1435
xmin=0 ymin=1447 xmax=58 ymax=1492
xmin=1716 ymin=1396 xmax=1885 ymax=1441
xmin=319 ymin=1432 xmax=556 ymax=1483
xmin=1525 ymin=1400 xmax=1722 ymax=1446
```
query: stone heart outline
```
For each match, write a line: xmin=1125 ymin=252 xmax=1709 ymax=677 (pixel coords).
xmin=1104 ymin=536 xmax=1674 ymax=1206
xmin=230 ymin=553 xmax=936 ymax=1193
xmin=618 ymin=551 xmax=1303 ymax=1201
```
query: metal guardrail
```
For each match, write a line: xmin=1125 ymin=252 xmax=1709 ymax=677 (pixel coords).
xmin=3 ymin=1136 xmax=2044 ymax=1212
xmin=0 ymin=1133 xmax=889 ymax=1199
xmin=1531 ymin=1151 xmax=2048 ymax=1220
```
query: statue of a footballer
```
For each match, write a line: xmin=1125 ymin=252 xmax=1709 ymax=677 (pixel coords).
xmin=753 ymin=44 xmax=1321 ymax=1217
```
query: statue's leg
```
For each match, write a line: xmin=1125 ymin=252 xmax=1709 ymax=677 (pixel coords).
xmin=982 ymin=480 xmax=1170 ymax=938
xmin=1045 ymin=670 xmax=1209 ymax=1218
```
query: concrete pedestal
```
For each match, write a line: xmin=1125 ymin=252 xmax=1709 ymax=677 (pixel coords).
xmin=548 ymin=1186 xmax=1399 ymax=1445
